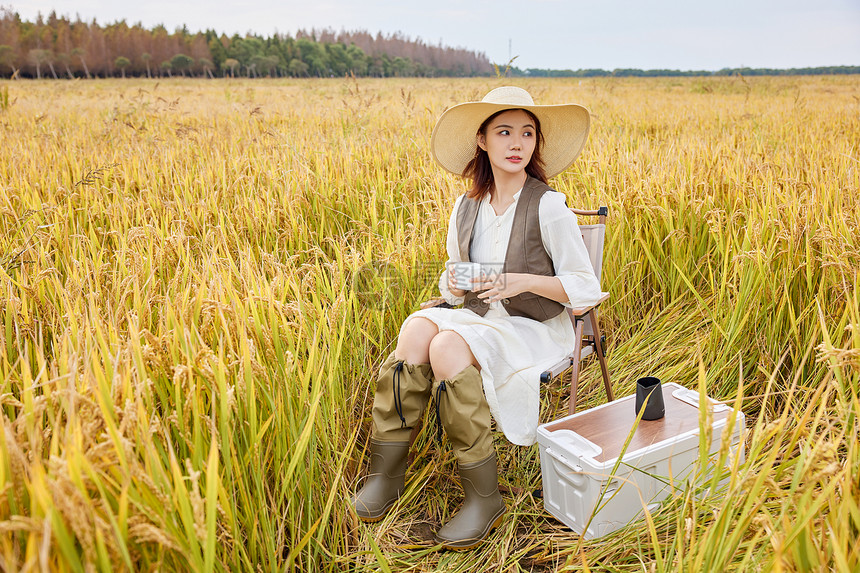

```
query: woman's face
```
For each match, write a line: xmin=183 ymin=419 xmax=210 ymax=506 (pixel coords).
xmin=477 ymin=109 xmax=537 ymax=177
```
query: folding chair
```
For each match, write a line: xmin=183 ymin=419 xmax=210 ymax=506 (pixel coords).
xmin=540 ymin=206 xmax=613 ymax=414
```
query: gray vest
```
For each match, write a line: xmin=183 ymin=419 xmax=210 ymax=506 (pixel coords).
xmin=456 ymin=176 xmax=566 ymax=322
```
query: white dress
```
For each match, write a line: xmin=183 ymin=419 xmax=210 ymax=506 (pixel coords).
xmin=403 ymin=188 xmax=604 ymax=446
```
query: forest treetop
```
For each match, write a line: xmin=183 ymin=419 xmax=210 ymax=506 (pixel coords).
xmin=2 ymin=8 xmax=856 ymax=80
xmin=0 ymin=8 xmax=493 ymax=79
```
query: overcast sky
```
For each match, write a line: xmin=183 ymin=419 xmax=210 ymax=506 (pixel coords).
xmin=10 ymin=0 xmax=860 ymax=70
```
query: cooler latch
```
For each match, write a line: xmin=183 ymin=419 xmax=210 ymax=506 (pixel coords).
xmin=672 ymin=388 xmax=731 ymax=412
xmin=545 ymin=447 xmax=583 ymax=472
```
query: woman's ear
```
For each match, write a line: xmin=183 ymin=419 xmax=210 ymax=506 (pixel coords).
xmin=476 ymin=133 xmax=487 ymax=151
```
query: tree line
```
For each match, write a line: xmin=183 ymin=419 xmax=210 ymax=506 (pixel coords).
xmin=3 ymin=8 xmax=854 ymax=81
xmin=518 ymin=66 xmax=860 ymax=78
xmin=0 ymin=9 xmax=493 ymax=79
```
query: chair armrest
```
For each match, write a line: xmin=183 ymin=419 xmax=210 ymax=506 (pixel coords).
xmin=420 ymin=298 xmax=457 ymax=310
xmin=568 ymin=292 xmax=610 ymax=317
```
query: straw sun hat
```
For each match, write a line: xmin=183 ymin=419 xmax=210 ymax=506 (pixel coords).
xmin=430 ymin=86 xmax=590 ymax=179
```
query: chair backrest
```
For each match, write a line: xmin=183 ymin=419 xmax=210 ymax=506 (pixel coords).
xmin=538 ymin=207 xmax=613 ymax=392
xmin=578 ymin=223 xmax=606 ymax=283
xmin=570 ymin=207 xmax=608 ymax=338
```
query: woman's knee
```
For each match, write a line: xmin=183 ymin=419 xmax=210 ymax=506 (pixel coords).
xmin=394 ymin=317 xmax=438 ymax=364
xmin=428 ymin=331 xmax=477 ymax=380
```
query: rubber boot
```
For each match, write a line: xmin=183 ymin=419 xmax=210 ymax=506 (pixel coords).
xmin=351 ymin=439 xmax=410 ymax=522
xmin=431 ymin=365 xmax=493 ymax=463
xmin=351 ymin=353 xmax=433 ymax=522
xmin=431 ymin=365 xmax=504 ymax=549
xmin=435 ymin=453 xmax=506 ymax=550
xmin=371 ymin=352 xmax=434 ymax=443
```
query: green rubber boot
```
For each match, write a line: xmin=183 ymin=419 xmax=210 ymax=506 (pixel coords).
xmin=350 ymin=439 xmax=410 ymax=522
xmin=435 ymin=453 xmax=506 ymax=550
xmin=352 ymin=353 xmax=434 ymax=522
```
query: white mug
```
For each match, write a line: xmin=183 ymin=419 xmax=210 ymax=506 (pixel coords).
xmin=449 ymin=262 xmax=484 ymax=291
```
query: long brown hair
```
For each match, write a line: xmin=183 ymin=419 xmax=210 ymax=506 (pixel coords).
xmin=462 ymin=109 xmax=548 ymax=200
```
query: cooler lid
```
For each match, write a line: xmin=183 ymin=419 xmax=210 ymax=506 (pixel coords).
xmin=540 ymin=382 xmax=734 ymax=463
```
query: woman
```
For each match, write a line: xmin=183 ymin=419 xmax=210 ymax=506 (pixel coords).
xmin=351 ymin=86 xmax=603 ymax=550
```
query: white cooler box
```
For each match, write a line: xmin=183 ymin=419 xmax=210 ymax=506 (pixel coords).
xmin=537 ymin=382 xmax=745 ymax=539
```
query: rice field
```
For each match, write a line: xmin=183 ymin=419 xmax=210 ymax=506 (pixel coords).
xmin=0 ymin=75 xmax=858 ymax=572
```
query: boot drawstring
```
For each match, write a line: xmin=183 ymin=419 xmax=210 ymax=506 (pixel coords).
xmin=393 ymin=361 xmax=406 ymax=429
xmin=434 ymin=380 xmax=447 ymax=444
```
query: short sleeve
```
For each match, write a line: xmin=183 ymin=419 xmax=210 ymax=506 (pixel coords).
xmin=538 ymin=191 xmax=604 ymax=308
xmin=438 ymin=194 xmax=466 ymax=305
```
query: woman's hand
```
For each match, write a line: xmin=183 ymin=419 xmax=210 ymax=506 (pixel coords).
xmin=447 ymin=267 xmax=467 ymax=298
xmin=474 ymin=273 xmax=531 ymax=303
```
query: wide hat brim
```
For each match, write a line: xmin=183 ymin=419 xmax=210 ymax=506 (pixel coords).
xmin=430 ymin=86 xmax=590 ymax=179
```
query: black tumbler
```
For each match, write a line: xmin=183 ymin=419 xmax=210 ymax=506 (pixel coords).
xmin=634 ymin=376 xmax=665 ymax=420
